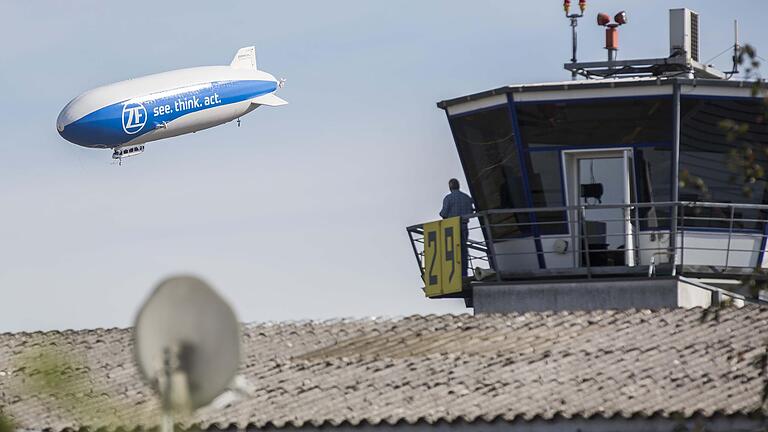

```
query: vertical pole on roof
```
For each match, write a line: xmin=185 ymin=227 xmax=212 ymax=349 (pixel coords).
xmin=571 ymin=16 xmax=579 ymax=80
xmin=730 ymin=20 xmax=740 ymax=76
xmin=670 ymin=81 xmax=681 ymax=275
xmin=564 ymin=0 xmax=585 ymax=80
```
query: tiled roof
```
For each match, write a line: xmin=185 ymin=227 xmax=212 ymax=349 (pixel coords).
xmin=1 ymin=307 xmax=768 ymax=430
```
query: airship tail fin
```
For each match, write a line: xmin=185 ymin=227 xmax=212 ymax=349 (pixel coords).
xmin=230 ymin=46 xmax=258 ymax=70
xmin=250 ymin=93 xmax=288 ymax=107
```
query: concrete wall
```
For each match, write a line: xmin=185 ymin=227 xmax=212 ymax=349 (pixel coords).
xmin=472 ymin=277 xmax=711 ymax=313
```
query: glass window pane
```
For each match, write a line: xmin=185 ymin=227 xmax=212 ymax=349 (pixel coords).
xmin=516 ymin=98 xmax=673 ymax=148
xmin=679 ymin=98 xmax=768 ymax=230
xmin=449 ymin=107 xmax=529 ymax=238
xmin=527 ymin=151 xmax=567 ymax=234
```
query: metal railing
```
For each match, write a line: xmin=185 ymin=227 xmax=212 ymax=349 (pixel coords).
xmin=406 ymin=201 xmax=768 ymax=285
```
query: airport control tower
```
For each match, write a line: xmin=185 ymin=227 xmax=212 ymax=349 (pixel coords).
xmin=407 ymin=8 xmax=768 ymax=312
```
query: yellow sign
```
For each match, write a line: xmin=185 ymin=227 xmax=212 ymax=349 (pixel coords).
xmin=422 ymin=217 xmax=463 ymax=297
xmin=441 ymin=217 xmax=463 ymax=295
xmin=423 ymin=221 xmax=442 ymax=297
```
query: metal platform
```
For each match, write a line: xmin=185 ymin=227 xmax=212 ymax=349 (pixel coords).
xmin=407 ymin=201 xmax=768 ymax=306
xmin=563 ymin=57 xmax=726 ymax=80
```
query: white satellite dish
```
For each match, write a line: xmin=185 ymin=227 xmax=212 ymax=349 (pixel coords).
xmin=134 ymin=275 xmax=241 ymax=413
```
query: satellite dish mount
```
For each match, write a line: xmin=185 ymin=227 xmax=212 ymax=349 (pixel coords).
xmin=134 ymin=276 xmax=241 ymax=432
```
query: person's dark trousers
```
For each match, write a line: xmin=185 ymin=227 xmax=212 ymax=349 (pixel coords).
xmin=461 ymin=223 xmax=469 ymax=278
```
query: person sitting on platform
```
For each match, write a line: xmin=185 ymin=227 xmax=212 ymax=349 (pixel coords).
xmin=439 ymin=178 xmax=475 ymax=277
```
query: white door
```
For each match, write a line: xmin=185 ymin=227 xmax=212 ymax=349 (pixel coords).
xmin=563 ymin=149 xmax=636 ymax=267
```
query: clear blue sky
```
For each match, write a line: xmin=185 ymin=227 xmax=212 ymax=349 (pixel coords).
xmin=1 ymin=1 xmax=766 ymax=331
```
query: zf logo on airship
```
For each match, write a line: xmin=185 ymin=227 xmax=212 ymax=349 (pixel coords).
xmin=122 ymin=102 xmax=147 ymax=134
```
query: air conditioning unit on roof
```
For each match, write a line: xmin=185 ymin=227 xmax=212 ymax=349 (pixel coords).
xmin=670 ymin=8 xmax=700 ymax=63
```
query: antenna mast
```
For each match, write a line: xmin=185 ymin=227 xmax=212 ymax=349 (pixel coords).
xmin=564 ymin=0 xmax=587 ymax=80
xmin=730 ymin=19 xmax=740 ymax=76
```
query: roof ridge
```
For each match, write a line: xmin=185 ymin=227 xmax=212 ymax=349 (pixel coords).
xmin=3 ymin=306 xmax=763 ymax=335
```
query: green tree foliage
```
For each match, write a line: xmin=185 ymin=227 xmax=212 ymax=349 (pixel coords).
xmin=0 ymin=412 xmax=13 ymax=432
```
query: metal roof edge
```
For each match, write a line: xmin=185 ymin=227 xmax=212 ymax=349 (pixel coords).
xmin=436 ymin=77 xmax=764 ymax=110
xmin=241 ymin=412 xmax=768 ymax=431
xmin=32 ymin=413 xmax=768 ymax=432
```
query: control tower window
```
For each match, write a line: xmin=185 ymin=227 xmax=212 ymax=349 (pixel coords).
xmin=635 ymin=146 xmax=673 ymax=230
xmin=449 ymin=107 xmax=528 ymax=238
xmin=516 ymin=98 xmax=673 ymax=148
xmin=527 ymin=151 xmax=567 ymax=234
xmin=515 ymin=97 xmax=673 ymax=233
xmin=679 ymin=98 xmax=768 ymax=230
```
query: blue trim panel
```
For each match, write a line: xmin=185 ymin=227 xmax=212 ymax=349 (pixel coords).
xmin=508 ymin=94 xmax=546 ymax=270
xmin=447 ymin=94 xmax=674 ymax=118
xmin=446 ymin=93 xmax=680 ymax=119
xmin=526 ymin=142 xmax=673 ymax=152
xmin=60 ymin=79 xmax=277 ymax=148
xmin=512 ymin=94 xmax=673 ymax=105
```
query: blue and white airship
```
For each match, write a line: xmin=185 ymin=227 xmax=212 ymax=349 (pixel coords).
xmin=57 ymin=46 xmax=286 ymax=160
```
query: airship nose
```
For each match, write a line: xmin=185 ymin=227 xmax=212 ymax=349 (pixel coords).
xmin=56 ymin=104 xmax=90 ymax=145
xmin=56 ymin=105 xmax=82 ymax=144
xmin=56 ymin=108 xmax=69 ymax=133
xmin=56 ymin=98 xmax=99 ymax=146
xmin=57 ymin=95 xmax=83 ymax=137
xmin=57 ymin=114 xmax=98 ymax=146
xmin=56 ymin=99 xmax=125 ymax=148
xmin=57 ymin=118 xmax=77 ymax=143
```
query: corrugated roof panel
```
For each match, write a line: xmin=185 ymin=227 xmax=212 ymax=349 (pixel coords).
xmin=1 ymin=308 xmax=767 ymax=430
